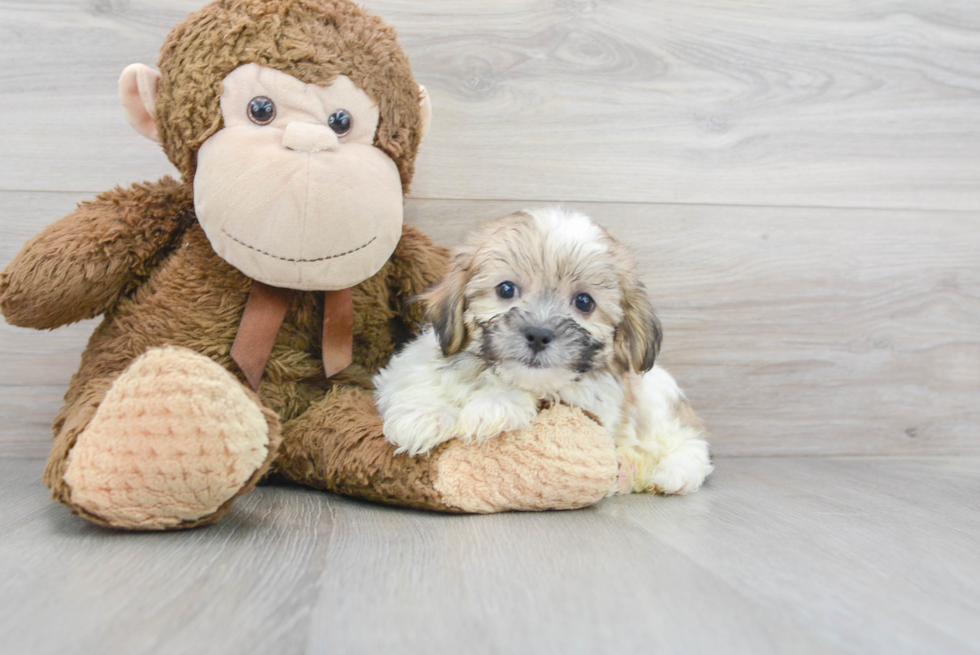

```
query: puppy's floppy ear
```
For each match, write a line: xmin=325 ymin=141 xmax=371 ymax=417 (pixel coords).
xmin=614 ymin=277 xmax=662 ymax=373
xmin=422 ymin=254 xmax=471 ymax=356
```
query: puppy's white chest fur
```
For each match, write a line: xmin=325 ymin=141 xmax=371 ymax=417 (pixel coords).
xmin=377 ymin=328 xmax=659 ymax=456
xmin=375 ymin=329 xmax=543 ymax=455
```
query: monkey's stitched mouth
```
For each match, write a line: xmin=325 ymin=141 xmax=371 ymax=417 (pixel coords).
xmin=221 ymin=228 xmax=377 ymax=262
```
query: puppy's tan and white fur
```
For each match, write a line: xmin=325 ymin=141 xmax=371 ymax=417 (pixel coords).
xmin=374 ymin=208 xmax=712 ymax=495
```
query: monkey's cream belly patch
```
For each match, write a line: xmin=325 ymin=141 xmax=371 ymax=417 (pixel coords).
xmin=63 ymin=347 xmax=270 ymax=529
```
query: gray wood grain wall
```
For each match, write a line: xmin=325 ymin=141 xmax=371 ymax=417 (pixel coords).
xmin=1 ymin=0 xmax=978 ymax=458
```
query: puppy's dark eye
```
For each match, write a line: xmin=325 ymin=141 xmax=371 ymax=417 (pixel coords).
xmin=496 ymin=281 xmax=518 ymax=300
xmin=327 ymin=109 xmax=352 ymax=135
xmin=574 ymin=293 xmax=595 ymax=314
xmin=247 ymin=96 xmax=276 ymax=125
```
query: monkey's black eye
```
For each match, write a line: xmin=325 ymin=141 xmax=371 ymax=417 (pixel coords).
xmin=496 ymin=281 xmax=518 ymax=300
xmin=327 ymin=109 xmax=352 ymax=136
xmin=247 ymin=96 xmax=276 ymax=125
xmin=574 ymin=293 xmax=595 ymax=314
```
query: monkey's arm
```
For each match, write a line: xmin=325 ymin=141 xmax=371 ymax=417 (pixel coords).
xmin=275 ymin=384 xmax=618 ymax=513
xmin=0 ymin=177 xmax=194 ymax=329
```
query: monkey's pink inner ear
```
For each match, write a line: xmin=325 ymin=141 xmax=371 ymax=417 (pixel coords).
xmin=418 ymin=85 xmax=432 ymax=142
xmin=119 ymin=63 xmax=162 ymax=142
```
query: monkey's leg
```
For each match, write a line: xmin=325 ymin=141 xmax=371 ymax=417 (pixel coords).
xmin=45 ymin=347 xmax=281 ymax=530
xmin=275 ymin=386 xmax=618 ymax=513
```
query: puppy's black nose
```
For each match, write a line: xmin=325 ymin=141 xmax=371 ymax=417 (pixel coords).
xmin=523 ymin=326 xmax=555 ymax=353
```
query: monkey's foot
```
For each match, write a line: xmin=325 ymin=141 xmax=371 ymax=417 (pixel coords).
xmin=432 ymin=403 xmax=618 ymax=513
xmin=63 ymin=347 xmax=280 ymax=530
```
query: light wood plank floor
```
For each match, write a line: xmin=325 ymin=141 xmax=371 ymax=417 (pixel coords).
xmin=2 ymin=457 xmax=978 ymax=655
xmin=1 ymin=1 xmax=978 ymax=653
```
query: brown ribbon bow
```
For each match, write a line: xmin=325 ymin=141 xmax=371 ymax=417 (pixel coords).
xmin=231 ymin=281 xmax=353 ymax=391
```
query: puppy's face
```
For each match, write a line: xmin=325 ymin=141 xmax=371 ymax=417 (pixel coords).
xmin=424 ymin=208 xmax=661 ymax=394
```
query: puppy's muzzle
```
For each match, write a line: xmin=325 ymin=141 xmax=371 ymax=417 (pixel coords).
xmin=523 ymin=326 xmax=554 ymax=353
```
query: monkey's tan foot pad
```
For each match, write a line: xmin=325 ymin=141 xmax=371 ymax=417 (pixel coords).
xmin=433 ymin=403 xmax=618 ymax=513
xmin=63 ymin=347 xmax=275 ymax=530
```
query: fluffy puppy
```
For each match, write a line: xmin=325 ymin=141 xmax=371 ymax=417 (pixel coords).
xmin=374 ymin=207 xmax=712 ymax=495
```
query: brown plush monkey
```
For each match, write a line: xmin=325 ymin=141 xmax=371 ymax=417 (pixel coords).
xmin=0 ymin=0 xmax=618 ymax=530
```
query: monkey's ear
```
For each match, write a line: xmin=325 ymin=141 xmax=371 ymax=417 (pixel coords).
xmin=614 ymin=278 xmax=662 ymax=374
xmin=418 ymin=85 xmax=433 ymax=142
xmin=422 ymin=260 xmax=469 ymax=357
xmin=119 ymin=63 xmax=162 ymax=142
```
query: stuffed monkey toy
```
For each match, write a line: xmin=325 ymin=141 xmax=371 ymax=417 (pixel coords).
xmin=0 ymin=0 xmax=618 ymax=530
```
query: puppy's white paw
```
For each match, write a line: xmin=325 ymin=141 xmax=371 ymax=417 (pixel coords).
xmin=455 ymin=392 xmax=537 ymax=442
xmin=646 ymin=439 xmax=713 ymax=495
xmin=383 ymin=405 xmax=459 ymax=457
